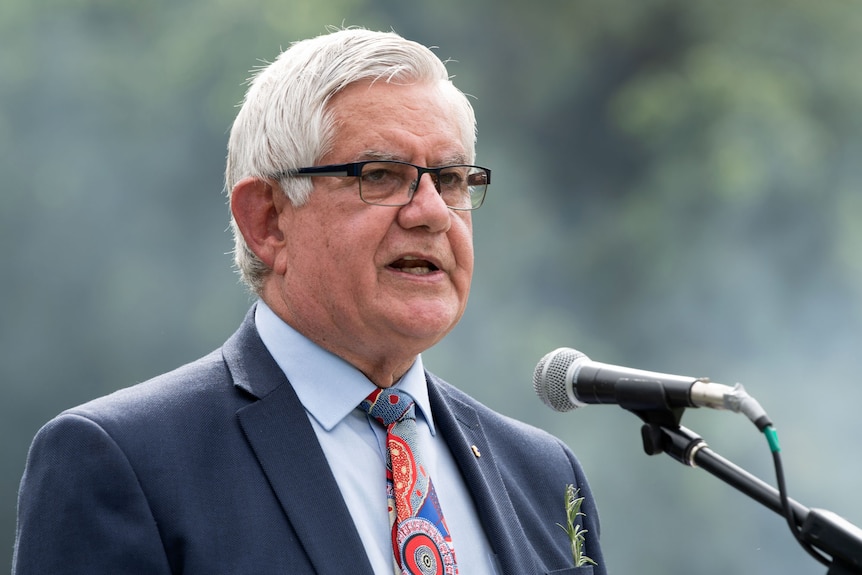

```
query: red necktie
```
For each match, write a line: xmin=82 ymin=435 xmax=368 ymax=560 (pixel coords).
xmin=362 ymin=387 xmax=459 ymax=575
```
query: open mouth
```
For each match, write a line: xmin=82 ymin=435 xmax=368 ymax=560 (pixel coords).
xmin=388 ymin=255 xmax=440 ymax=275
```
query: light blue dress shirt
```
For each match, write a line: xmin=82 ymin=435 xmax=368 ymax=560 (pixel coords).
xmin=255 ymin=300 xmax=498 ymax=574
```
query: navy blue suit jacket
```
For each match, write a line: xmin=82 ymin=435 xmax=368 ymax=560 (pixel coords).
xmin=14 ymin=308 xmax=606 ymax=574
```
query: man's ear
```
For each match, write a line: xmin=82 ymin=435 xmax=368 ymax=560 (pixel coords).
xmin=230 ymin=177 xmax=289 ymax=270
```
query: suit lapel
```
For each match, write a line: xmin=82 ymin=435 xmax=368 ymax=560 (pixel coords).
xmin=427 ymin=377 xmax=538 ymax=575
xmin=225 ymin=311 xmax=374 ymax=575
xmin=222 ymin=309 xmax=538 ymax=574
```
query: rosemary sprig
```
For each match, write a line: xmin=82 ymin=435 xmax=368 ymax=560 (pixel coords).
xmin=557 ymin=484 xmax=597 ymax=567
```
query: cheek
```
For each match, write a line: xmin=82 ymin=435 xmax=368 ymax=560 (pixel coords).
xmin=453 ymin=219 xmax=475 ymax=277
xmin=278 ymin=213 xmax=340 ymax=289
xmin=318 ymin=219 xmax=389 ymax=288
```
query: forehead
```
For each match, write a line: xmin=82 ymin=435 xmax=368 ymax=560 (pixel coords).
xmin=325 ymin=80 xmax=469 ymax=163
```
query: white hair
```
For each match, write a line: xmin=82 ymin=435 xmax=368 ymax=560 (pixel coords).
xmin=225 ymin=27 xmax=477 ymax=293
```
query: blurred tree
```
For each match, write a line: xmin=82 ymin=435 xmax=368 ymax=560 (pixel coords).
xmin=380 ymin=2 xmax=862 ymax=573
xmin=3 ymin=0 xmax=861 ymax=573
xmin=0 ymin=0 xmax=364 ymax=560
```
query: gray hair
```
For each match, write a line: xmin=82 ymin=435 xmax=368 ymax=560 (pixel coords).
xmin=225 ymin=27 xmax=477 ymax=293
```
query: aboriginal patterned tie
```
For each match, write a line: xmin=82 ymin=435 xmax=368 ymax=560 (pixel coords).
xmin=361 ymin=387 xmax=459 ymax=575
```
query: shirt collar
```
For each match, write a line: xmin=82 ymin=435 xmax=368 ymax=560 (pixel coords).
xmin=254 ymin=300 xmax=436 ymax=435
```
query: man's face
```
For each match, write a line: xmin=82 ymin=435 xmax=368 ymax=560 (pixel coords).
xmin=265 ymin=80 xmax=474 ymax=381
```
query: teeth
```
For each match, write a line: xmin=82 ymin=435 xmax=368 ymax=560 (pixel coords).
xmin=391 ymin=255 xmax=437 ymax=275
xmin=401 ymin=266 xmax=432 ymax=275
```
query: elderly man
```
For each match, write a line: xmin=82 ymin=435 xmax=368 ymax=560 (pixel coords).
xmin=14 ymin=28 xmax=606 ymax=575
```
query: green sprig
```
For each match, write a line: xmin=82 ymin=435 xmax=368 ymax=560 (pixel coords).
xmin=557 ymin=484 xmax=598 ymax=567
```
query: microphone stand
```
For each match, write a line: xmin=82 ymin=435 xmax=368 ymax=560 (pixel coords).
xmin=635 ymin=409 xmax=862 ymax=574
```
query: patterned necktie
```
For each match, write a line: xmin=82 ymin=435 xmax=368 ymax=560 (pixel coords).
xmin=361 ymin=387 xmax=459 ymax=575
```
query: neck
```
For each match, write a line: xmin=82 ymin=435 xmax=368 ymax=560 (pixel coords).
xmin=349 ymin=354 xmax=417 ymax=388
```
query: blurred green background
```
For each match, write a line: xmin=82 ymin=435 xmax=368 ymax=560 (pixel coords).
xmin=3 ymin=1 xmax=862 ymax=573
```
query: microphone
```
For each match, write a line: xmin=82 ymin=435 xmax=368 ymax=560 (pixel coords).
xmin=533 ymin=348 xmax=770 ymax=428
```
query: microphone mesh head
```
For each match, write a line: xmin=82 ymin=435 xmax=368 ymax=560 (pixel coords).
xmin=533 ymin=347 xmax=588 ymax=412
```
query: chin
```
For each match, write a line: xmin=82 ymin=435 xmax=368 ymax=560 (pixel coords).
xmin=397 ymin=309 xmax=463 ymax=342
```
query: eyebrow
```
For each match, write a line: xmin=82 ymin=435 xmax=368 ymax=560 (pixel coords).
xmin=357 ymin=150 xmax=470 ymax=166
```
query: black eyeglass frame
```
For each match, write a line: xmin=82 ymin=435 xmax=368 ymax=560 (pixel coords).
xmin=279 ymin=160 xmax=491 ymax=210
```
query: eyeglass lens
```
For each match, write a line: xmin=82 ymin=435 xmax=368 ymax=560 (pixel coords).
xmin=359 ymin=162 xmax=487 ymax=209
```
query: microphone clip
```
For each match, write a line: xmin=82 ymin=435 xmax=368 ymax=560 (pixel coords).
xmin=641 ymin=422 xmax=707 ymax=467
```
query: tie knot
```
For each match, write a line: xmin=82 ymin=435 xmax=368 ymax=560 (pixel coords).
xmin=362 ymin=387 xmax=415 ymax=427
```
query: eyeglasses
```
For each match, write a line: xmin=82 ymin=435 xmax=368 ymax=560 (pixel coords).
xmin=282 ymin=160 xmax=490 ymax=210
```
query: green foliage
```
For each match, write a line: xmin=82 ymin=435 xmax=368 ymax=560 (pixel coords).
xmin=557 ymin=484 xmax=598 ymax=568
xmin=3 ymin=2 xmax=862 ymax=574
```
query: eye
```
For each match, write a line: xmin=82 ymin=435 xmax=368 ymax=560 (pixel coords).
xmin=360 ymin=162 xmax=414 ymax=186
xmin=362 ymin=166 xmax=396 ymax=184
xmin=437 ymin=167 xmax=468 ymax=188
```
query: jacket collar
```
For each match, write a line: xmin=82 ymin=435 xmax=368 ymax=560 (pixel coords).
xmin=224 ymin=307 xmax=376 ymax=575
xmin=427 ymin=375 xmax=537 ymax=575
xmin=224 ymin=306 xmax=534 ymax=574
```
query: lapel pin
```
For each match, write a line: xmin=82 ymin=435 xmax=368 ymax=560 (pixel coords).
xmin=471 ymin=445 xmax=481 ymax=458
